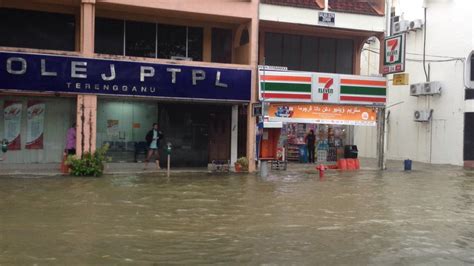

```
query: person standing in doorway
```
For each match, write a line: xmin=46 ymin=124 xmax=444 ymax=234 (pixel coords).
xmin=65 ymin=123 xmax=76 ymax=155
xmin=145 ymin=123 xmax=163 ymax=170
xmin=305 ymin=129 xmax=316 ymax=163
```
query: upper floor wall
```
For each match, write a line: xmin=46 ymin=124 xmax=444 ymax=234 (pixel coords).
xmin=0 ymin=0 xmax=257 ymax=67
xmin=260 ymin=0 xmax=386 ymax=33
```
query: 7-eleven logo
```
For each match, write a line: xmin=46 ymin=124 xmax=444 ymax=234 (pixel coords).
xmin=313 ymin=75 xmax=340 ymax=104
xmin=318 ymin=78 xmax=334 ymax=101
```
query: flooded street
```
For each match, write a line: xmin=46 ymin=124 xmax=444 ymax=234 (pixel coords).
xmin=1 ymin=165 xmax=474 ymax=265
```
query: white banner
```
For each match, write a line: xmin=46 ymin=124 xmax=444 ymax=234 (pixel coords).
xmin=26 ymin=101 xmax=45 ymax=149
xmin=3 ymin=101 xmax=22 ymax=150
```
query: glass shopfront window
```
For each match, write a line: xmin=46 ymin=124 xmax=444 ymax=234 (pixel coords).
xmin=97 ymin=99 xmax=231 ymax=167
xmin=96 ymin=99 xmax=158 ymax=162
xmin=0 ymin=96 xmax=76 ymax=163
xmin=0 ymin=8 xmax=76 ymax=51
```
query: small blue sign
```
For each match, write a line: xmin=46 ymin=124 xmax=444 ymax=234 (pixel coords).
xmin=0 ymin=51 xmax=251 ymax=101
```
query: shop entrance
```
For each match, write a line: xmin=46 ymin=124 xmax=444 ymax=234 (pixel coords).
xmin=282 ymin=123 xmax=353 ymax=163
xmin=97 ymin=98 xmax=233 ymax=167
xmin=208 ymin=108 xmax=231 ymax=162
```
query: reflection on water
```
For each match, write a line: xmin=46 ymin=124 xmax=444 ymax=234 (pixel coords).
xmin=1 ymin=165 xmax=474 ymax=264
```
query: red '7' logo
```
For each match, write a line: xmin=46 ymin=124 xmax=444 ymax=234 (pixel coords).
xmin=387 ymin=39 xmax=399 ymax=62
xmin=323 ymin=78 xmax=333 ymax=101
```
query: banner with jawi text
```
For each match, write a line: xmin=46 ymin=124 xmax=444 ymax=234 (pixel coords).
xmin=3 ymin=101 xmax=22 ymax=150
xmin=268 ymin=103 xmax=377 ymax=126
xmin=26 ymin=101 xmax=45 ymax=149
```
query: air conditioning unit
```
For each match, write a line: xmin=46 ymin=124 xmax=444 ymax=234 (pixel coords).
xmin=393 ymin=20 xmax=410 ymax=34
xmin=414 ymin=110 xmax=433 ymax=122
xmin=410 ymin=19 xmax=424 ymax=31
xmin=422 ymin=81 xmax=442 ymax=95
xmin=410 ymin=83 xmax=422 ymax=96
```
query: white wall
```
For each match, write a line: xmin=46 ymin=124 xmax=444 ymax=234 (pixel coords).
xmin=357 ymin=0 xmax=473 ymax=165
xmin=260 ymin=3 xmax=386 ymax=32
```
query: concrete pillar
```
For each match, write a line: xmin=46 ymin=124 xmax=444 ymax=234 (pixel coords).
xmin=247 ymin=17 xmax=259 ymax=172
xmin=76 ymin=95 xmax=97 ymax=157
xmin=231 ymin=105 xmax=239 ymax=168
xmin=76 ymin=0 xmax=97 ymax=157
xmin=80 ymin=0 xmax=95 ymax=56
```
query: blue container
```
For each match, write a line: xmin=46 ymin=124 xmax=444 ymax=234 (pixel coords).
xmin=404 ymin=159 xmax=412 ymax=171
xmin=299 ymin=144 xmax=308 ymax=163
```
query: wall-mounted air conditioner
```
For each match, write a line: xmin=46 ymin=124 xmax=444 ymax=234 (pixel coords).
xmin=422 ymin=81 xmax=442 ymax=95
xmin=410 ymin=19 xmax=424 ymax=31
xmin=410 ymin=81 xmax=442 ymax=96
xmin=393 ymin=20 xmax=410 ymax=34
xmin=414 ymin=110 xmax=433 ymax=122
xmin=410 ymin=83 xmax=422 ymax=96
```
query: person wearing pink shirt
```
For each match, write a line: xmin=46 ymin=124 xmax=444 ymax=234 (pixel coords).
xmin=65 ymin=123 xmax=76 ymax=155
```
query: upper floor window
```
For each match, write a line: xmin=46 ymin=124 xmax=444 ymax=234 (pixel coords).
xmin=0 ymin=8 xmax=76 ymax=51
xmin=212 ymin=28 xmax=232 ymax=64
xmin=264 ymin=32 xmax=354 ymax=74
xmin=95 ymin=17 xmax=203 ymax=61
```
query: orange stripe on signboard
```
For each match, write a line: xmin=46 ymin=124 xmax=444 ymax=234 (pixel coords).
xmin=318 ymin=77 xmax=332 ymax=84
xmin=261 ymin=75 xmax=311 ymax=82
xmin=341 ymin=79 xmax=386 ymax=87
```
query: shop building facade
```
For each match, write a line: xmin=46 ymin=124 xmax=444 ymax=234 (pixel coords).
xmin=0 ymin=0 xmax=258 ymax=169
xmin=358 ymin=0 xmax=474 ymax=167
xmin=258 ymin=0 xmax=388 ymax=163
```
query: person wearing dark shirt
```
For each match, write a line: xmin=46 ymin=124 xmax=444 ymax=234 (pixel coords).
xmin=305 ymin=130 xmax=316 ymax=163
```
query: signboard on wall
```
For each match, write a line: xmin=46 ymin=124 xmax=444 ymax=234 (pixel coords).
xmin=318 ymin=12 xmax=336 ymax=26
xmin=383 ymin=34 xmax=406 ymax=75
xmin=259 ymin=70 xmax=387 ymax=106
xmin=0 ymin=52 xmax=251 ymax=102
xmin=268 ymin=103 xmax=377 ymax=126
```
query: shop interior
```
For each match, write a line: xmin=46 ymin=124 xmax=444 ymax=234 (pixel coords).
xmin=278 ymin=123 xmax=356 ymax=163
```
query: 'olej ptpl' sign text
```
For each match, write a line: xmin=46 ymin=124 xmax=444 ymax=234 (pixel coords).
xmin=0 ymin=52 xmax=251 ymax=101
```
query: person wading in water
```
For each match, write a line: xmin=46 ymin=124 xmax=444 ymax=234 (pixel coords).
xmin=144 ymin=123 xmax=164 ymax=170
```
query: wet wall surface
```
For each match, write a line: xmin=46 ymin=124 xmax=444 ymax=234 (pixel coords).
xmin=1 ymin=165 xmax=473 ymax=264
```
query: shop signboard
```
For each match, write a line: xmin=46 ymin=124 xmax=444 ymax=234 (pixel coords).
xmin=383 ymin=34 xmax=406 ymax=75
xmin=259 ymin=71 xmax=313 ymax=102
xmin=268 ymin=103 xmax=377 ymax=126
xmin=0 ymin=51 xmax=251 ymax=102
xmin=259 ymin=70 xmax=387 ymax=106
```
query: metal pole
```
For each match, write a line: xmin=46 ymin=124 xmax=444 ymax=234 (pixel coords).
xmin=167 ymin=154 xmax=170 ymax=178
xmin=377 ymin=107 xmax=386 ymax=170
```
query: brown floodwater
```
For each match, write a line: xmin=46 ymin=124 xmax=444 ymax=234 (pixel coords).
xmin=1 ymin=164 xmax=474 ymax=265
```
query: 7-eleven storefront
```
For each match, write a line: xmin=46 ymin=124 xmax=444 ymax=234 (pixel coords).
xmin=259 ymin=69 xmax=386 ymax=163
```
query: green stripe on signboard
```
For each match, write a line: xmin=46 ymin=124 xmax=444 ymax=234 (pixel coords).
xmin=340 ymin=86 xmax=386 ymax=96
xmin=260 ymin=82 xmax=311 ymax=93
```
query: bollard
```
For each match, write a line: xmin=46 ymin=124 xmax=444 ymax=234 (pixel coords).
xmin=404 ymin=159 xmax=412 ymax=171
xmin=316 ymin=164 xmax=325 ymax=178
xmin=260 ymin=160 xmax=269 ymax=177
xmin=166 ymin=142 xmax=172 ymax=178
xmin=1 ymin=139 xmax=8 ymax=153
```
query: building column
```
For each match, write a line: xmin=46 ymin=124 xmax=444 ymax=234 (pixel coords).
xmin=76 ymin=95 xmax=97 ymax=157
xmin=76 ymin=0 xmax=97 ymax=157
xmin=247 ymin=17 xmax=258 ymax=172
xmin=231 ymin=105 xmax=239 ymax=169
